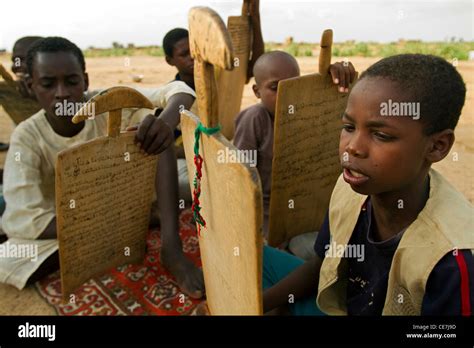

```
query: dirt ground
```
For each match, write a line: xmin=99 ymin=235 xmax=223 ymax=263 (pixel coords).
xmin=0 ymin=56 xmax=472 ymax=315
xmin=1 ymin=55 xmax=472 ymax=202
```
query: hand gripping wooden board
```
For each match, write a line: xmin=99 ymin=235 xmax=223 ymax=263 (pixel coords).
xmin=55 ymin=87 xmax=158 ymax=300
xmin=268 ymin=30 xmax=356 ymax=247
xmin=216 ymin=0 xmax=252 ymax=140
xmin=181 ymin=7 xmax=263 ymax=315
xmin=0 ymin=63 xmax=41 ymax=124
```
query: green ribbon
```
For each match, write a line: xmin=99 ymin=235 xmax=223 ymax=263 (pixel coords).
xmin=192 ymin=122 xmax=221 ymax=233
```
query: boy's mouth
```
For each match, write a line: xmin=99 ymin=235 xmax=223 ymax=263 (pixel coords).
xmin=342 ymin=166 xmax=370 ymax=186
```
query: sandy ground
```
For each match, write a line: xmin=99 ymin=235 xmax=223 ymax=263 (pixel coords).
xmin=0 ymin=56 xmax=472 ymax=314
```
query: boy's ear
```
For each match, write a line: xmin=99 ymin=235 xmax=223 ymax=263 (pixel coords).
xmin=83 ymin=72 xmax=89 ymax=92
xmin=252 ymin=84 xmax=260 ymax=98
xmin=426 ymin=129 xmax=455 ymax=164
xmin=25 ymin=74 xmax=36 ymax=99
xmin=26 ymin=74 xmax=33 ymax=90
xmin=165 ymin=55 xmax=174 ymax=67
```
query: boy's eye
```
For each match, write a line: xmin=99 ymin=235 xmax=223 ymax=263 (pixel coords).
xmin=374 ymin=131 xmax=395 ymax=141
xmin=270 ymin=84 xmax=278 ymax=91
xmin=342 ymin=123 xmax=355 ymax=132
xmin=67 ymin=78 xmax=80 ymax=85
xmin=40 ymin=81 xmax=54 ymax=88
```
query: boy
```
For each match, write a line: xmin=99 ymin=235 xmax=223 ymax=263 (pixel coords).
xmin=163 ymin=0 xmax=264 ymax=92
xmin=159 ymin=27 xmax=196 ymax=202
xmin=163 ymin=28 xmax=195 ymax=91
xmin=162 ymin=1 xmax=264 ymax=202
xmin=0 ymin=37 xmax=204 ymax=298
xmin=263 ymin=54 xmax=473 ymax=315
xmin=0 ymin=37 xmax=43 ymax=241
xmin=11 ymin=36 xmax=43 ymax=98
xmin=0 ymin=36 xmax=43 ymax=152
xmin=233 ymin=51 xmax=356 ymax=250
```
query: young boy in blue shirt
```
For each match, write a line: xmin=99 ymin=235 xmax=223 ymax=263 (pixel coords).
xmin=263 ymin=54 xmax=473 ymax=315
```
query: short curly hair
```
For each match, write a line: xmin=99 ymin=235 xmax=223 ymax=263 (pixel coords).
xmin=12 ymin=36 xmax=43 ymax=54
xmin=359 ymin=54 xmax=466 ymax=135
xmin=26 ymin=37 xmax=86 ymax=76
xmin=162 ymin=28 xmax=188 ymax=57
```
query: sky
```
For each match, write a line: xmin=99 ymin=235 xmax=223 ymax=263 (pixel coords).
xmin=0 ymin=0 xmax=472 ymax=50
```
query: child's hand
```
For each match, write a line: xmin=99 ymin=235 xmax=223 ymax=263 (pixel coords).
xmin=329 ymin=61 xmax=357 ymax=93
xmin=131 ymin=115 xmax=173 ymax=155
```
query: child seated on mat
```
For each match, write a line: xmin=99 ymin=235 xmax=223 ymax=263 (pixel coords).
xmin=153 ymin=27 xmax=196 ymax=203
xmin=0 ymin=37 xmax=204 ymax=298
xmin=161 ymin=0 xmax=264 ymax=202
xmin=262 ymin=54 xmax=473 ymax=315
xmin=0 ymin=37 xmax=44 ymax=242
xmin=233 ymin=50 xmax=356 ymax=258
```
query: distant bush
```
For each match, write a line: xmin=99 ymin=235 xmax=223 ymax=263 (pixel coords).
xmin=354 ymin=42 xmax=370 ymax=57
xmin=331 ymin=40 xmax=473 ymax=60
xmin=285 ymin=43 xmax=299 ymax=56
xmin=84 ymin=46 xmax=164 ymax=58
xmin=82 ymin=41 xmax=473 ymax=61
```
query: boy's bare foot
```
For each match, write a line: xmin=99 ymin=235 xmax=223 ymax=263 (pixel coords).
xmin=161 ymin=247 xmax=205 ymax=299
xmin=192 ymin=301 xmax=210 ymax=315
xmin=27 ymin=251 xmax=59 ymax=285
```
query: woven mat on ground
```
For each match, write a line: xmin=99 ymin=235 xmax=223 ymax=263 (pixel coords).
xmin=36 ymin=208 xmax=203 ymax=315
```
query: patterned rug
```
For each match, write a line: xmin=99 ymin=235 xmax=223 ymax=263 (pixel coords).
xmin=36 ymin=209 xmax=203 ymax=315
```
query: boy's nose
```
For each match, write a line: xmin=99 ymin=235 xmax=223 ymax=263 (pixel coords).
xmin=55 ymin=83 xmax=70 ymax=99
xmin=345 ymin=133 xmax=367 ymax=158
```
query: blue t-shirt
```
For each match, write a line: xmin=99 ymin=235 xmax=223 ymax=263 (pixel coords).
xmin=314 ymin=198 xmax=474 ymax=315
